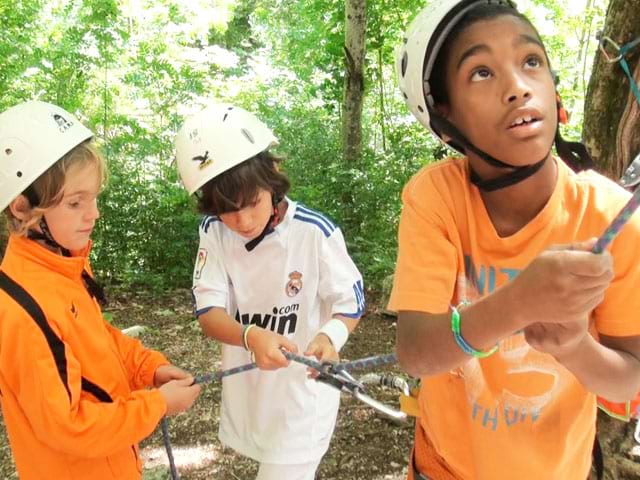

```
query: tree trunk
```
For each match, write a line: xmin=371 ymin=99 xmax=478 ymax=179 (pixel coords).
xmin=582 ymin=0 xmax=640 ymax=179
xmin=342 ymin=0 xmax=367 ymax=163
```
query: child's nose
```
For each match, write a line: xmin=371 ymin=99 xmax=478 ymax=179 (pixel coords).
xmin=87 ymin=199 xmax=100 ymax=221
xmin=503 ymin=71 xmax=532 ymax=104
xmin=235 ymin=210 xmax=253 ymax=228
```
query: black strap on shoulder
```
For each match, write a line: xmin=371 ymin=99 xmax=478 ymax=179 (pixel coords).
xmin=0 ymin=270 xmax=112 ymax=403
xmin=592 ymin=433 xmax=604 ymax=480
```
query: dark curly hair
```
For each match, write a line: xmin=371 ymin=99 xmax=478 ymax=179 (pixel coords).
xmin=197 ymin=151 xmax=290 ymax=216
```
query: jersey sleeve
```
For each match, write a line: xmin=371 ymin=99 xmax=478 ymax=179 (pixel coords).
xmin=388 ymin=172 xmax=458 ymax=314
xmin=318 ymin=228 xmax=365 ymax=319
xmin=192 ymin=217 xmax=228 ymax=317
xmin=6 ymin=311 xmax=167 ymax=458
xmin=595 ymin=212 xmax=640 ymax=336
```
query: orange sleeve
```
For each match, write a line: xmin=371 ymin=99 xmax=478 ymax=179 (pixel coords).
xmin=595 ymin=213 xmax=640 ymax=337
xmin=388 ymin=171 xmax=458 ymax=314
xmin=9 ymin=316 xmax=167 ymax=458
xmin=104 ymin=321 xmax=170 ymax=389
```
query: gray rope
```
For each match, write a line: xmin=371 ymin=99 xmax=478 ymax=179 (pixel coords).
xmin=161 ymin=351 xmax=396 ymax=479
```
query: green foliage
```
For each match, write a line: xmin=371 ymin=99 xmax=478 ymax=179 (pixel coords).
xmin=256 ymin=95 xmax=432 ymax=288
xmin=92 ymin=152 xmax=200 ymax=291
xmin=0 ymin=0 xmax=609 ymax=293
xmin=0 ymin=0 xmax=44 ymax=109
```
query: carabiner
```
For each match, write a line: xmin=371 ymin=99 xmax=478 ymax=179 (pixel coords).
xmin=599 ymin=36 xmax=623 ymax=63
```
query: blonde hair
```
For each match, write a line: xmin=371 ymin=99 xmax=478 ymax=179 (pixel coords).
xmin=5 ymin=141 xmax=107 ymax=236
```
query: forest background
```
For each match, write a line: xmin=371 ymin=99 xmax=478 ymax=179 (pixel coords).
xmin=3 ymin=0 xmax=637 ymax=293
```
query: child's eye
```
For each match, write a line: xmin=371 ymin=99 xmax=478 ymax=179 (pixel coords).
xmin=524 ymin=55 xmax=542 ymax=69
xmin=470 ymin=67 xmax=492 ymax=82
xmin=68 ymin=201 xmax=81 ymax=208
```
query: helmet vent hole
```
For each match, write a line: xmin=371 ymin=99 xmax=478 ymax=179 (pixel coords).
xmin=401 ymin=52 xmax=408 ymax=77
xmin=16 ymin=171 xmax=22 ymax=178
xmin=402 ymin=91 xmax=408 ymax=100
xmin=418 ymin=105 xmax=424 ymax=113
xmin=5 ymin=148 xmax=12 ymax=155
xmin=223 ymin=113 xmax=229 ymax=121
xmin=241 ymin=128 xmax=255 ymax=144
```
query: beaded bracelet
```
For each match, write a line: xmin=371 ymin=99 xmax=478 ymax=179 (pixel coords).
xmin=451 ymin=305 xmax=498 ymax=358
xmin=242 ymin=324 xmax=256 ymax=351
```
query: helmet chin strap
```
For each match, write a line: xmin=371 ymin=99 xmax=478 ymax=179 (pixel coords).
xmin=27 ymin=218 xmax=65 ymax=253
xmin=25 ymin=192 xmax=107 ymax=306
xmin=430 ymin=113 xmax=549 ymax=191
xmin=244 ymin=195 xmax=284 ymax=252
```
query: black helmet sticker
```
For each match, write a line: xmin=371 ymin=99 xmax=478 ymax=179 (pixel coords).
xmin=52 ymin=113 xmax=73 ymax=133
xmin=241 ymin=128 xmax=255 ymax=144
xmin=192 ymin=151 xmax=212 ymax=170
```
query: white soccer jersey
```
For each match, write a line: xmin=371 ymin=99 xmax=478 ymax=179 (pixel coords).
xmin=192 ymin=199 xmax=365 ymax=464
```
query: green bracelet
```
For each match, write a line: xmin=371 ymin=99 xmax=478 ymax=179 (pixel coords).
xmin=451 ymin=305 xmax=498 ymax=359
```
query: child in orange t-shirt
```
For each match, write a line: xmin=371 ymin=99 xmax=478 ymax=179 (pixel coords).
xmin=390 ymin=1 xmax=640 ymax=479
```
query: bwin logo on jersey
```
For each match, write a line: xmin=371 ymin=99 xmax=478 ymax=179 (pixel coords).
xmin=235 ymin=304 xmax=300 ymax=335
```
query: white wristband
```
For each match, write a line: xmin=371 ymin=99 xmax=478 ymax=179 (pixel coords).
xmin=318 ymin=318 xmax=350 ymax=352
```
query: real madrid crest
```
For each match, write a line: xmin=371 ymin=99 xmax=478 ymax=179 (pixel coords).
xmin=286 ymin=271 xmax=303 ymax=297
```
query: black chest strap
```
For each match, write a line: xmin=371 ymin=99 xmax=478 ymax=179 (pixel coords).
xmin=0 ymin=270 xmax=112 ymax=403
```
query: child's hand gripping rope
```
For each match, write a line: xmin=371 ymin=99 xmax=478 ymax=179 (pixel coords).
xmin=525 ymin=187 xmax=640 ymax=358
xmin=161 ymin=351 xmax=400 ymax=479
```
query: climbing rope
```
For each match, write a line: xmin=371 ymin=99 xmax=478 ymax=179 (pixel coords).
xmin=592 ymin=179 xmax=640 ymax=253
xmin=161 ymin=351 xmax=399 ymax=479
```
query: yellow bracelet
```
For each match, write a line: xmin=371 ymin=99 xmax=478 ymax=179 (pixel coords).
xmin=242 ymin=324 xmax=255 ymax=351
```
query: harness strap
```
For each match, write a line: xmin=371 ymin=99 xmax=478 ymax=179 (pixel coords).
xmin=593 ymin=434 xmax=604 ymax=480
xmin=0 ymin=270 xmax=112 ymax=403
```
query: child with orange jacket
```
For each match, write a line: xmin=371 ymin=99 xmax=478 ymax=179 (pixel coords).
xmin=0 ymin=100 xmax=201 ymax=479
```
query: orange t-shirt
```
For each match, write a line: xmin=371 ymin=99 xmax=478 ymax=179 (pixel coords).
xmin=389 ymin=157 xmax=640 ymax=480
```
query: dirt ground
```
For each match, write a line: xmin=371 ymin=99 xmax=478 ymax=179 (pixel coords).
xmin=0 ymin=288 xmax=638 ymax=479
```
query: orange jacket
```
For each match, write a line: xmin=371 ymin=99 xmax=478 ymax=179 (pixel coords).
xmin=0 ymin=235 xmax=168 ymax=479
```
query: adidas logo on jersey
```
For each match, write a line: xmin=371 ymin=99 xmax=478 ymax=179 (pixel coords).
xmin=235 ymin=303 xmax=300 ymax=335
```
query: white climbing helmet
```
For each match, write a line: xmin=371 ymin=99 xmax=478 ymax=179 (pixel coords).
xmin=396 ymin=0 xmax=515 ymax=147
xmin=175 ymin=103 xmax=279 ymax=195
xmin=0 ymin=100 xmax=93 ymax=212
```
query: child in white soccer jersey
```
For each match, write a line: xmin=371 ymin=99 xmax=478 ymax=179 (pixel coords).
xmin=175 ymin=103 xmax=365 ymax=480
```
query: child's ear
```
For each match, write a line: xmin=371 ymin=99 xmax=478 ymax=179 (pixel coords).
xmin=433 ymin=104 xmax=453 ymax=143
xmin=9 ymin=195 xmax=32 ymax=220
xmin=434 ymin=103 xmax=450 ymax=118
